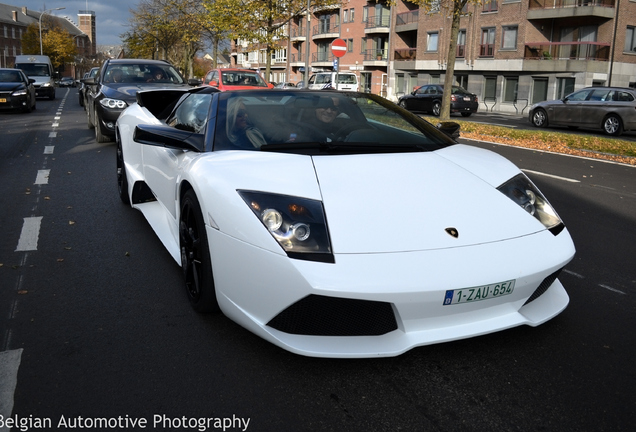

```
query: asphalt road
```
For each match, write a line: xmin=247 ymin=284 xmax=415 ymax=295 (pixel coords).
xmin=0 ymin=88 xmax=634 ymax=432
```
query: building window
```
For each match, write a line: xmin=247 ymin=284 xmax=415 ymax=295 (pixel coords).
xmin=532 ymin=78 xmax=548 ymax=104
xmin=343 ymin=9 xmax=348 ymax=23
xmin=427 ymin=32 xmax=439 ymax=52
xmin=350 ymin=8 xmax=355 ymax=22
xmin=3 ymin=26 xmax=6 ymax=38
xmin=483 ymin=0 xmax=498 ymax=12
xmin=361 ymin=38 xmax=366 ymax=54
xmin=557 ymin=77 xmax=575 ymax=99
xmin=480 ymin=28 xmax=495 ymax=57
xmin=347 ymin=39 xmax=353 ymax=52
xmin=457 ymin=30 xmax=466 ymax=57
xmin=12 ymin=28 xmax=16 ymax=39
xmin=625 ymin=26 xmax=636 ymax=53
xmin=503 ymin=77 xmax=518 ymax=102
xmin=502 ymin=26 xmax=517 ymax=50
xmin=484 ymin=76 xmax=497 ymax=101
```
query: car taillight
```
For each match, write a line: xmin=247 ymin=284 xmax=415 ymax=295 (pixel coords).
xmin=451 ymin=95 xmax=457 ymax=102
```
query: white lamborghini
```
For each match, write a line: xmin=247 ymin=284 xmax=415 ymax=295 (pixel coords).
xmin=116 ymin=87 xmax=575 ymax=358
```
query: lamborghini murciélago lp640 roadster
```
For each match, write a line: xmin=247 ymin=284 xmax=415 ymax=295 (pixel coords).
xmin=115 ymin=87 xmax=575 ymax=358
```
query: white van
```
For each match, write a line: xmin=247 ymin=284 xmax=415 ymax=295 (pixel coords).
xmin=14 ymin=55 xmax=56 ymax=100
xmin=308 ymin=72 xmax=358 ymax=91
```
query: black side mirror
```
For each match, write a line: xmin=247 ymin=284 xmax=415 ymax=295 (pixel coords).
xmin=436 ymin=121 xmax=460 ymax=140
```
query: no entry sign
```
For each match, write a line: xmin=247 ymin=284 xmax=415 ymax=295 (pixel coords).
xmin=331 ymin=38 xmax=347 ymax=58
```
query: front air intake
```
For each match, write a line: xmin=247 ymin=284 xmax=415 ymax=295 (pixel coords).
xmin=267 ymin=295 xmax=398 ymax=336
xmin=523 ymin=269 xmax=563 ymax=306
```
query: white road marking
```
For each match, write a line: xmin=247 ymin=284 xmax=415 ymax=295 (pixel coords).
xmin=34 ymin=169 xmax=50 ymax=185
xmin=0 ymin=349 xmax=23 ymax=425
xmin=563 ymin=269 xmax=584 ymax=279
xmin=48 ymin=132 xmax=57 ymax=138
xmin=522 ymin=169 xmax=580 ymax=183
xmin=15 ymin=217 xmax=43 ymax=251
xmin=599 ymin=284 xmax=626 ymax=295
xmin=44 ymin=146 xmax=54 ymax=154
xmin=52 ymin=122 xmax=59 ymax=128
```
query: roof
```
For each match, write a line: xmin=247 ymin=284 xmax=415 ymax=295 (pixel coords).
xmin=0 ymin=2 xmax=84 ymax=37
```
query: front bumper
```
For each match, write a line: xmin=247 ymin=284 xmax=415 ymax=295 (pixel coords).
xmin=0 ymin=94 xmax=28 ymax=111
xmin=96 ymin=104 xmax=125 ymax=138
xmin=209 ymin=226 xmax=575 ymax=358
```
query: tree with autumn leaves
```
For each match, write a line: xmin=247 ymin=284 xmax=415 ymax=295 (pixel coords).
xmin=20 ymin=19 xmax=77 ymax=71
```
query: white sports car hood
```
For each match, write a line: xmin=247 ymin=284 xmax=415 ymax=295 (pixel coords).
xmin=312 ymin=147 xmax=545 ymax=254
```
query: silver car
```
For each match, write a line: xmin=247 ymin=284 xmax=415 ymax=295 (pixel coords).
xmin=529 ymin=87 xmax=636 ymax=136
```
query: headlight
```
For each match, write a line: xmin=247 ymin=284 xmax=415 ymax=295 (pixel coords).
xmin=100 ymin=98 xmax=128 ymax=109
xmin=12 ymin=89 xmax=27 ymax=96
xmin=498 ymin=174 xmax=563 ymax=232
xmin=239 ymin=191 xmax=334 ymax=263
xmin=41 ymin=82 xmax=52 ymax=88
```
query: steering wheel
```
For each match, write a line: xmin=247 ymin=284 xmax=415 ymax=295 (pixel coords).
xmin=332 ymin=123 xmax=371 ymax=142
xmin=287 ymin=120 xmax=330 ymax=141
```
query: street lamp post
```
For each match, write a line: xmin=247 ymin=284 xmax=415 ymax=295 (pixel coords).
xmin=39 ymin=7 xmax=65 ymax=55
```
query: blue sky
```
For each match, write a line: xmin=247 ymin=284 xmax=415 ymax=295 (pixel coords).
xmin=17 ymin=0 xmax=130 ymax=46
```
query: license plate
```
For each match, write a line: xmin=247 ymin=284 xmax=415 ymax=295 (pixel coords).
xmin=0 ymin=98 xmax=6 ymax=103
xmin=443 ymin=280 xmax=515 ymax=305
xmin=463 ymin=96 xmax=471 ymax=101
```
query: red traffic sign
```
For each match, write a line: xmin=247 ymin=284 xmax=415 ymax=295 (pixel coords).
xmin=331 ymin=38 xmax=347 ymax=58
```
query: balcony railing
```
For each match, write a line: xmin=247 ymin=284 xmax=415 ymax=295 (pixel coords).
xmin=364 ymin=15 xmax=390 ymax=29
xmin=312 ymin=52 xmax=334 ymax=63
xmin=524 ymin=42 xmax=610 ymax=60
xmin=364 ymin=49 xmax=388 ymax=61
xmin=528 ymin=0 xmax=614 ymax=8
xmin=396 ymin=10 xmax=419 ymax=26
xmin=313 ymin=22 xmax=340 ymax=37
xmin=394 ymin=48 xmax=416 ymax=61
xmin=291 ymin=27 xmax=306 ymax=38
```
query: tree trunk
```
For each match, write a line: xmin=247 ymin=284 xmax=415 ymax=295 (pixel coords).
xmin=440 ymin=1 xmax=464 ymax=121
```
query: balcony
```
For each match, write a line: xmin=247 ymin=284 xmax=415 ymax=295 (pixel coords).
xmin=363 ymin=49 xmax=388 ymax=66
xmin=312 ymin=23 xmax=340 ymax=39
xmin=312 ymin=51 xmax=335 ymax=66
xmin=395 ymin=10 xmax=418 ymax=32
xmin=394 ymin=48 xmax=416 ymax=68
xmin=364 ymin=15 xmax=390 ymax=34
xmin=523 ymin=41 xmax=611 ymax=73
xmin=290 ymin=27 xmax=306 ymax=42
xmin=527 ymin=0 xmax=615 ymax=19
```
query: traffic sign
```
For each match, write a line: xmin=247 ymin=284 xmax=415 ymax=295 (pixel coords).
xmin=331 ymin=38 xmax=347 ymax=58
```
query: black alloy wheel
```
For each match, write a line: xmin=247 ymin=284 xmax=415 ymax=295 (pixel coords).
xmin=116 ymin=139 xmax=130 ymax=205
xmin=432 ymin=100 xmax=442 ymax=116
xmin=531 ymin=109 xmax=548 ymax=128
xmin=179 ymin=190 xmax=220 ymax=313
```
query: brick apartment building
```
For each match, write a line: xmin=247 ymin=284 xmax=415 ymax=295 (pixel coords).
xmin=231 ymin=0 xmax=636 ymax=114
xmin=0 ymin=3 xmax=94 ymax=78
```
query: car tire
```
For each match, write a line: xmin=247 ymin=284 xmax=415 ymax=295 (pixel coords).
xmin=116 ymin=138 xmax=130 ymax=205
xmin=95 ymin=113 xmax=111 ymax=143
xmin=432 ymin=101 xmax=441 ymax=116
xmin=180 ymin=189 xmax=220 ymax=313
xmin=398 ymin=100 xmax=408 ymax=109
xmin=531 ymin=109 xmax=548 ymax=128
xmin=49 ymin=90 xmax=55 ymax=100
xmin=603 ymin=114 xmax=623 ymax=136
xmin=87 ymin=105 xmax=95 ymax=129
xmin=461 ymin=112 xmax=472 ymax=117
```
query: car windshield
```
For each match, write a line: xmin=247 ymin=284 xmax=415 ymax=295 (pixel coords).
xmin=15 ymin=63 xmax=49 ymax=77
xmin=103 ymin=64 xmax=185 ymax=84
xmin=213 ymin=91 xmax=454 ymax=153
xmin=221 ymin=71 xmax=268 ymax=87
xmin=0 ymin=70 xmax=22 ymax=82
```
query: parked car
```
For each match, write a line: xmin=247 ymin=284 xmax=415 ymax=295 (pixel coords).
xmin=307 ymin=72 xmax=359 ymax=91
xmin=59 ymin=76 xmax=75 ymax=87
xmin=115 ymin=88 xmax=575 ymax=358
xmin=0 ymin=68 xmax=36 ymax=113
xmin=83 ymin=59 xmax=199 ymax=142
xmin=274 ymin=82 xmax=297 ymax=89
xmin=14 ymin=55 xmax=56 ymax=100
xmin=529 ymin=86 xmax=636 ymax=136
xmin=79 ymin=67 xmax=100 ymax=108
xmin=203 ymin=68 xmax=273 ymax=91
xmin=398 ymin=84 xmax=479 ymax=117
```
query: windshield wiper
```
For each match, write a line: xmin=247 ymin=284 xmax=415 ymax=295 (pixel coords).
xmin=260 ymin=141 xmax=428 ymax=154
